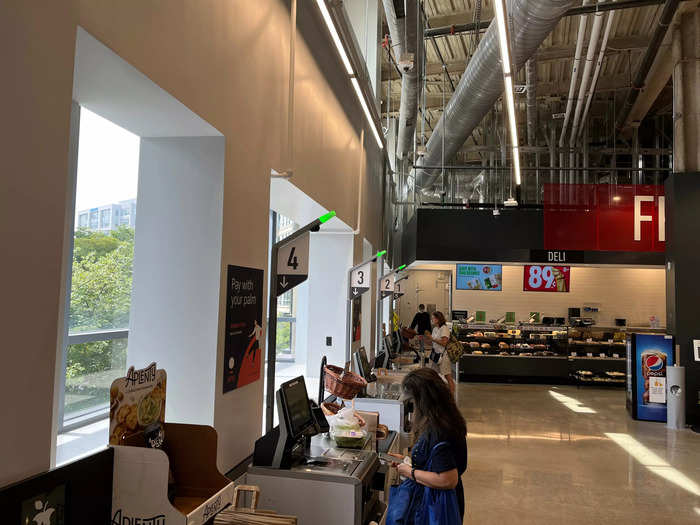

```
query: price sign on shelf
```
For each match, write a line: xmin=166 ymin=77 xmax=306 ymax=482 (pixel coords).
xmin=523 ymin=265 xmax=571 ymax=292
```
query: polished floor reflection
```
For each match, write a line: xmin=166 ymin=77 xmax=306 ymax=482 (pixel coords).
xmin=457 ymin=383 xmax=700 ymax=524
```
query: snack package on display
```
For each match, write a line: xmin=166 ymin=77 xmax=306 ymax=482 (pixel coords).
xmin=109 ymin=362 xmax=167 ymax=445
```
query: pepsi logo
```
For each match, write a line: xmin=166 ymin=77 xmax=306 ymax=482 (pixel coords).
xmin=645 ymin=354 xmax=664 ymax=371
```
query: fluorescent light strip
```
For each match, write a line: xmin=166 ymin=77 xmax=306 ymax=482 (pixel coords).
xmin=493 ymin=0 xmax=521 ymax=185
xmin=316 ymin=0 xmax=354 ymax=75
xmin=493 ymin=0 xmax=512 ymax=76
xmin=351 ymin=77 xmax=384 ymax=149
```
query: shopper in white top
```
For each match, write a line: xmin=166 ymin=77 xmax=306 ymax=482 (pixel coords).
xmin=424 ymin=311 xmax=456 ymax=395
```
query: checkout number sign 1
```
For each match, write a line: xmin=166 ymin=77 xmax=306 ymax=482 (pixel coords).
xmin=523 ymin=265 xmax=571 ymax=292
xmin=276 ymin=232 xmax=310 ymax=296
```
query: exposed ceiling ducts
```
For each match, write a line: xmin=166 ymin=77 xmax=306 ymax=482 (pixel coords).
xmin=383 ymin=0 xmax=424 ymax=160
xmin=414 ymin=0 xmax=579 ymax=189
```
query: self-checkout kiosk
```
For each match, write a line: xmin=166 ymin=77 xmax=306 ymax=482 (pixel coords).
xmin=247 ymin=376 xmax=387 ymax=525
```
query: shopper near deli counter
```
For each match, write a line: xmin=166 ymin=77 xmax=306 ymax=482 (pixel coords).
xmin=424 ymin=311 xmax=456 ymax=394
xmin=409 ymin=304 xmax=431 ymax=336
xmin=387 ymin=368 xmax=468 ymax=523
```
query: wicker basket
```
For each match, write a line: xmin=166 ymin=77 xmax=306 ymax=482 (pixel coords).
xmin=323 ymin=365 xmax=367 ymax=400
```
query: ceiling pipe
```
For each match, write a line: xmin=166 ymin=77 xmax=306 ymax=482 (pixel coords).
xmin=414 ymin=0 xmax=579 ymax=189
xmin=381 ymin=0 xmax=403 ymax=58
xmin=424 ymin=0 xmax=669 ymax=38
xmin=569 ymin=1 xmax=606 ymax=149
xmin=396 ymin=1 xmax=423 ymax=160
xmin=526 ymin=58 xmax=538 ymax=146
xmin=578 ymin=8 xmax=616 ymax=139
xmin=558 ymin=0 xmax=592 ymax=152
xmin=616 ymin=0 xmax=681 ymax=129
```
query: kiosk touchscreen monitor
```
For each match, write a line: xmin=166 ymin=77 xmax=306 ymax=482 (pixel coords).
xmin=354 ymin=346 xmax=376 ymax=383
xmin=280 ymin=376 xmax=316 ymax=440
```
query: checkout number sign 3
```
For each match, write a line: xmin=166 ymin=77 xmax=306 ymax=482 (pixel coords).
xmin=351 ymin=262 xmax=371 ymax=298
xmin=381 ymin=272 xmax=395 ymax=299
xmin=277 ymin=232 xmax=309 ymax=296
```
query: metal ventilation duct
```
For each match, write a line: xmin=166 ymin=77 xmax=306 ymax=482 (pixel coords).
xmin=414 ymin=0 xmax=578 ymax=188
xmin=396 ymin=1 xmax=422 ymax=160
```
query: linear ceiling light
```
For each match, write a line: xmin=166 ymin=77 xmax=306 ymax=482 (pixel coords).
xmin=351 ymin=77 xmax=384 ymax=149
xmin=493 ymin=0 xmax=521 ymax=185
xmin=316 ymin=0 xmax=383 ymax=150
xmin=316 ymin=0 xmax=354 ymax=75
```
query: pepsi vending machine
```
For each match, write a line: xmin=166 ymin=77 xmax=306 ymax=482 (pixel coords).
xmin=626 ymin=333 xmax=675 ymax=422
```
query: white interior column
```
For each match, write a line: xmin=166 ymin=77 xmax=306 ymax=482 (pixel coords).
xmin=129 ymin=136 xmax=224 ymax=426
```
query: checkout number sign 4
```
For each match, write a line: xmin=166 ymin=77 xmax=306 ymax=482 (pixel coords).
xmin=276 ymin=232 xmax=310 ymax=296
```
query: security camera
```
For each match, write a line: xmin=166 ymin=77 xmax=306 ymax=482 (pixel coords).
xmin=398 ymin=53 xmax=415 ymax=73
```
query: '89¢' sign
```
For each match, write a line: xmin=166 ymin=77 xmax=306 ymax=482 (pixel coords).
xmin=523 ymin=265 xmax=570 ymax=292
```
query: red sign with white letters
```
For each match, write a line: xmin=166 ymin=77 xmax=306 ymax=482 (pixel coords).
xmin=523 ymin=265 xmax=571 ymax=292
xmin=543 ymin=184 xmax=665 ymax=252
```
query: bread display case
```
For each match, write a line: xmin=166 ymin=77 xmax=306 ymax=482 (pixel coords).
xmin=455 ymin=322 xmax=665 ymax=385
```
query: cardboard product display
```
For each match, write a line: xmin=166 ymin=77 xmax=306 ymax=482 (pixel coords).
xmin=110 ymin=363 xmax=234 ymax=525
xmin=214 ymin=485 xmax=297 ymax=525
xmin=110 ymin=362 xmax=167 ymax=445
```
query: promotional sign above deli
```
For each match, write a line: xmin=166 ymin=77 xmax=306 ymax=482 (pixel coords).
xmin=544 ymin=184 xmax=665 ymax=252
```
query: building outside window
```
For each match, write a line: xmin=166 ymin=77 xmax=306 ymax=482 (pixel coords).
xmin=100 ymin=208 xmax=111 ymax=229
xmin=61 ymin=107 xmax=139 ymax=431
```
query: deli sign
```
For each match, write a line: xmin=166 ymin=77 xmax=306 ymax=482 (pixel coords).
xmin=543 ymin=184 xmax=665 ymax=252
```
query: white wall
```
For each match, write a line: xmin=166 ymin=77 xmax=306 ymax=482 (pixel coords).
xmin=398 ymin=270 xmax=452 ymax=325
xmin=413 ymin=264 xmax=666 ymax=328
xmin=129 ymin=136 xmax=225 ymax=426
xmin=303 ymin=232 xmax=355 ymax=373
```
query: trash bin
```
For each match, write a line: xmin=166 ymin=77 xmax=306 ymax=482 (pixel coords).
xmin=667 ymin=365 xmax=685 ymax=430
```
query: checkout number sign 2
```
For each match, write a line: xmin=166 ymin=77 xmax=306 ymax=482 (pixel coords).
xmin=381 ymin=272 xmax=395 ymax=299
xmin=523 ymin=265 xmax=570 ymax=292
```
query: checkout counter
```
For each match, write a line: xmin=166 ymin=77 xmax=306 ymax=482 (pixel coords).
xmin=245 ymin=376 xmax=394 ymax=525
xmin=352 ymin=344 xmax=423 ymax=436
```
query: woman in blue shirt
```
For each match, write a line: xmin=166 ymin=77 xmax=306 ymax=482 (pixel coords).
xmin=391 ymin=368 xmax=468 ymax=521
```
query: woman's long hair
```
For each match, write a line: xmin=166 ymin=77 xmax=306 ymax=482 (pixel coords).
xmin=402 ymin=368 xmax=466 ymax=441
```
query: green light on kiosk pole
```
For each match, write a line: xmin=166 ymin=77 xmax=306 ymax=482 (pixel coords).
xmin=318 ymin=211 xmax=336 ymax=224
xmin=397 ymin=264 xmax=406 ymax=271
xmin=376 ymin=250 xmax=387 ymax=258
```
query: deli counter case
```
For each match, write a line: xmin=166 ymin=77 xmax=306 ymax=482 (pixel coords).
xmin=455 ymin=323 xmax=663 ymax=385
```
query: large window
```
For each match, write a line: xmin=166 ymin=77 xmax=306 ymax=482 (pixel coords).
xmin=60 ymin=107 xmax=140 ymax=429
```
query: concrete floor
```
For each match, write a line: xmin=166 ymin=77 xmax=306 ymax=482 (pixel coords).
xmin=458 ymin=383 xmax=700 ymax=524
